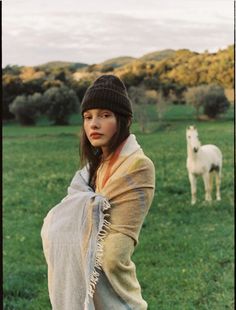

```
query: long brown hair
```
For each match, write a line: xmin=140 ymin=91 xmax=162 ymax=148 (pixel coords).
xmin=80 ymin=112 xmax=131 ymax=189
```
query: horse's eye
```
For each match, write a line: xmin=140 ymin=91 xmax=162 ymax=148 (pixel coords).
xmin=188 ymin=136 xmax=190 ymax=138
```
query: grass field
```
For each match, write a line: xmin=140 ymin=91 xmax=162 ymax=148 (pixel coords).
xmin=3 ymin=106 xmax=234 ymax=309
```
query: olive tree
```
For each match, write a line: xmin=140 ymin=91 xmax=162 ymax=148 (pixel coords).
xmin=43 ymin=86 xmax=79 ymax=125
xmin=202 ymin=85 xmax=230 ymax=118
xmin=128 ymin=85 xmax=150 ymax=133
xmin=184 ymin=85 xmax=209 ymax=117
xmin=9 ymin=93 xmax=42 ymax=125
xmin=184 ymin=84 xmax=230 ymax=119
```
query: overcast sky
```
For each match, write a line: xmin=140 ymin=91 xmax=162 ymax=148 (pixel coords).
xmin=2 ymin=0 xmax=234 ymax=67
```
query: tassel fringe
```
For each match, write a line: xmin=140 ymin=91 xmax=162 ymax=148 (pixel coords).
xmin=87 ymin=198 xmax=111 ymax=299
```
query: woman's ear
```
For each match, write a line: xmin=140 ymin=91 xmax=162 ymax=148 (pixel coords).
xmin=127 ymin=117 xmax=132 ymax=127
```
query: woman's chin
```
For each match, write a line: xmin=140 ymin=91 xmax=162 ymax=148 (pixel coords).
xmin=90 ymin=141 xmax=103 ymax=148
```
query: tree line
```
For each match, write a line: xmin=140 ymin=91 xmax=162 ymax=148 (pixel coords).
xmin=2 ymin=45 xmax=233 ymax=125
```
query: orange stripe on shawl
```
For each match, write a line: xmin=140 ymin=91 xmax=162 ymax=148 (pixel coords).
xmin=101 ymin=139 xmax=127 ymax=188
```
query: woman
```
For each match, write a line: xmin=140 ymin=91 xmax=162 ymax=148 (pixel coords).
xmin=41 ymin=75 xmax=155 ymax=310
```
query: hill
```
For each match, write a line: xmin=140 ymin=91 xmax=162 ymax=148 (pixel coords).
xmin=37 ymin=61 xmax=88 ymax=70
xmin=33 ymin=50 xmax=177 ymax=71
xmin=100 ymin=56 xmax=137 ymax=68
xmin=139 ymin=49 xmax=176 ymax=61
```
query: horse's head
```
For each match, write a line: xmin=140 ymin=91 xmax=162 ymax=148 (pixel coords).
xmin=186 ymin=125 xmax=201 ymax=153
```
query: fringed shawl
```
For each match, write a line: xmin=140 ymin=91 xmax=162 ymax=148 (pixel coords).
xmin=41 ymin=134 xmax=155 ymax=309
xmin=41 ymin=167 xmax=111 ymax=309
xmin=96 ymin=134 xmax=155 ymax=245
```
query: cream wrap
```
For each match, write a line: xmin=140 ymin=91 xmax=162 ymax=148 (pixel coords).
xmin=94 ymin=134 xmax=155 ymax=309
xmin=41 ymin=134 xmax=155 ymax=310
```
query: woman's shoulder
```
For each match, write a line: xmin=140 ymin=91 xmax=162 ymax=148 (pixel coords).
xmin=127 ymin=149 xmax=155 ymax=172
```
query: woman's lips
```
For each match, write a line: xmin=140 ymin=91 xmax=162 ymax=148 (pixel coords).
xmin=90 ymin=133 xmax=103 ymax=139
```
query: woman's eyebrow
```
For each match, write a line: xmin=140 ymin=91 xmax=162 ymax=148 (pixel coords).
xmin=100 ymin=110 xmax=111 ymax=113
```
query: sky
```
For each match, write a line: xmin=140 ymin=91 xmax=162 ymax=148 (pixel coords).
xmin=2 ymin=0 xmax=234 ymax=67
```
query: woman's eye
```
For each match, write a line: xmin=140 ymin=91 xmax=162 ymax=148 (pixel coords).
xmin=101 ymin=114 xmax=110 ymax=118
xmin=84 ymin=115 xmax=92 ymax=120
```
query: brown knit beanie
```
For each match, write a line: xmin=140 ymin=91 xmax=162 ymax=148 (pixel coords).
xmin=80 ymin=75 xmax=133 ymax=117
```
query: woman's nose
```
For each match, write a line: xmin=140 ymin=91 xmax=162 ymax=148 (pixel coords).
xmin=90 ymin=117 xmax=100 ymax=129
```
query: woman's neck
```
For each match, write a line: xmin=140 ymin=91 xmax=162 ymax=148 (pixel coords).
xmin=101 ymin=147 xmax=110 ymax=160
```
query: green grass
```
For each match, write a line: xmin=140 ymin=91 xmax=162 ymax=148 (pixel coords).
xmin=3 ymin=107 xmax=234 ymax=309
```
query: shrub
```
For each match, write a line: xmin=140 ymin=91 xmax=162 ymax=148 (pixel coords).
xmin=43 ymin=86 xmax=79 ymax=125
xmin=9 ymin=93 xmax=42 ymax=125
xmin=185 ymin=84 xmax=230 ymax=119
xmin=202 ymin=85 xmax=230 ymax=118
xmin=184 ymin=85 xmax=209 ymax=117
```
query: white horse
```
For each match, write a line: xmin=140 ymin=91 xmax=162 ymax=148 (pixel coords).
xmin=186 ymin=125 xmax=222 ymax=205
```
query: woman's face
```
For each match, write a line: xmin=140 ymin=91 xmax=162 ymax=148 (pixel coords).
xmin=83 ymin=109 xmax=118 ymax=157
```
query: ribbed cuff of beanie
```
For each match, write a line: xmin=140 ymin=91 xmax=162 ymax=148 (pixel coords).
xmin=81 ymin=88 xmax=132 ymax=116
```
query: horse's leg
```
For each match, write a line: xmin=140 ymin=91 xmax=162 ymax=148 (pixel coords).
xmin=188 ymin=172 xmax=197 ymax=205
xmin=209 ymin=172 xmax=214 ymax=198
xmin=203 ymin=172 xmax=212 ymax=202
xmin=215 ymin=170 xmax=221 ymax=201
